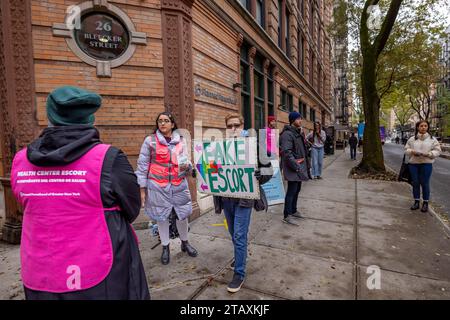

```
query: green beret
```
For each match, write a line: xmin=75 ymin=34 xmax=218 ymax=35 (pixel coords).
xmin=46 ymin=86 xmax=102 ymax=126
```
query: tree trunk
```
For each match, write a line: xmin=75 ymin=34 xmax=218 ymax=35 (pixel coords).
xmin=359 ymin=50 xmax=385 ymax=173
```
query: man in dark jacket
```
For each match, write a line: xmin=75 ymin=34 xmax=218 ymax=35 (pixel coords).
xmin=280 ymin=111 xmax=311 ymax=226
xmin=11 ymin=86 xmax=150 ymax=300
xmin=213 ymin=113 xmax=272 ymax=294
xmin=348 ymin=132 xmax=358 ymax=160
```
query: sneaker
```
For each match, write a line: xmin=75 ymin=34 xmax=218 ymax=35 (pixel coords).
xmin=227 ymin=274 xmax=244 ymax=293
xmin=316 ymin=176 xmax=323 ymax=179
xmin=282 ymin=216 xmax=299 ymax=226
xmin=290 ymin=211 xmax=304 ymax=219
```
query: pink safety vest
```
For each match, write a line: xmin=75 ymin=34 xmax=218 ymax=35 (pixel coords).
xmin=11 ymin=144 xmax=115 ymax=293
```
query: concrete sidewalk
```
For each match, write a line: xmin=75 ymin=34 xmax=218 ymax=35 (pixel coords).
xmin=1 ymin=150 xmax=450 ymax=300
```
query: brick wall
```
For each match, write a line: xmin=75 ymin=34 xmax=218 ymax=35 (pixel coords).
xmin=31 ymin=0 xmax=164 ymax=167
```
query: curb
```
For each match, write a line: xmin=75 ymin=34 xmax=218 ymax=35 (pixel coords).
xmin=440 ymin=153 xmax=450 ymax=160
xmin=384 ymin=162 xmax=450 ymax=235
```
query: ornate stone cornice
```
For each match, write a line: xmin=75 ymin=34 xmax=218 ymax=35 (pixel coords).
xmin=161 ymin=0 xmax=194 ymax=17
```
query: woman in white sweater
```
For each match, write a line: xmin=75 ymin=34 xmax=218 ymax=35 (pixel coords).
xmin=405 ymin=120 xmax=441 ymax=212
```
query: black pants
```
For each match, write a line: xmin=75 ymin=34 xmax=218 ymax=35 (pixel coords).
xmin=350 ymin=146 xmax=357 ymax=159
xmin=283 ymin=181 xmax=302 ymax=218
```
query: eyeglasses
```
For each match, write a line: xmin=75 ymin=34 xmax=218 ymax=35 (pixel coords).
xmin=226 ymin=123 xmax=241 ymax=129
xmin=158 ymin=119 xmax=171 ymax=124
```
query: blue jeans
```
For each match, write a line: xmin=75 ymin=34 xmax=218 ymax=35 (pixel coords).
xmin=283 ymin=181 xmax=302 ymax=218
xmin=222 ymin=200 xmax=252 ymax=279
xmin=350 ymin=146 xmax=357 ymax=159
xmin=408 ymin=163 xmax=433 ymax=201
xmin=311 ymin=147 xmax=324 ymax=177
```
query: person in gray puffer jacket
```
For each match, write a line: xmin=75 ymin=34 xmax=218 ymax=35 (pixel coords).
xmin=135 ymin=112 xmax=198 ymax=266
xmin=279 ymin=111 xmax=311 ymax=226
xmin=213 ymin=113 xmax=272 ymax=294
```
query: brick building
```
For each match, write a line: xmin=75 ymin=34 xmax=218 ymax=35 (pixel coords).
xmin=0 ymin=0 xmax=334 ymax=242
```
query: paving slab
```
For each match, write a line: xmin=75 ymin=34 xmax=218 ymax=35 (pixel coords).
xmin=357 ymin=189 xmax=412 ymax=210
xmin=356 ymin=180 xmax=411 ymax=199
xmin=358 ymin=222 xmax=450 ymax=281
xmin=357 ymin=266 xmax=450 ymax=300
xmin=195 ymin=280 xmax=284 ymax=300
xmin=214 ymin=244 xmax=354 ymax=300
xmin=150 ymin=279 xmax=205 ymax=300
xmin=0 ymin=242 xmax=23 ymax=300
xmin=137 ymin=230 xmax=234 ymax=290
xmin=189 ymin=209 xmax=273 ymax=242
xmin=252 ymin=214 xmax=354 ymax=262
xmin=299 ymin=185 xmax=355 ymax=205
xmin=298 ymin=198 xmax=355 ymax=225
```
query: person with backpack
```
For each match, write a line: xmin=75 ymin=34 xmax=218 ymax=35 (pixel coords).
xmin=136 ymin=112 xmax=198 ymax=265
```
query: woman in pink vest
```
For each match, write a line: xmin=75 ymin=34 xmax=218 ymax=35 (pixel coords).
xmin=11 ymin=86 xmax=150 ymax=299
xmin=136 ymin=112 xmax=198 ymax=265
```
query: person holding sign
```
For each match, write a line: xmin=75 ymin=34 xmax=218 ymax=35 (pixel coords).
xmin=136 ymin=112 xmax=198 ymax=266
xmin=11 ymin=86 xmax=149 ymax=300
xmin=280 ymin=111 xmax=311 ymax=226
xmin=213 ymin=113 xmax=272 ymax=293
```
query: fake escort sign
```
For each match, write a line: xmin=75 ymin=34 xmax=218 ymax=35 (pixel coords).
xmin=193 ymin=137 xmax=259 ymax=199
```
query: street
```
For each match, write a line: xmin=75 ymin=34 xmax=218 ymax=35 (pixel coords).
xmin=383 ymin=142 xmax=450 ymax=217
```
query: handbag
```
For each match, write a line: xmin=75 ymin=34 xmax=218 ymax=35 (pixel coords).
xmin=398 ymin=154 xmax=411 ymax=185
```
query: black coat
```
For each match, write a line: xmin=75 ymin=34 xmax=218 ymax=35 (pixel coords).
xmin=349 ymin=136 xmax=358 ymax=148
xmin=23 ymin=125 xmax=150 ymax=300
xmin=279 ymin=125 xmax=311 ymax=181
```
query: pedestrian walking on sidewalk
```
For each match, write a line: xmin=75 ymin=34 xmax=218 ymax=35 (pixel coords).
xmin=136 ymin=112 xmax=198 ymax=265
xmin=358 ymin=137 xmax=363 ymax=153
xmin=280 ymin=112 xmax=311 ymax=225
xmin=213 ymin=113 xmax=272 ymax=293
xmin=266 ymin=115 xmax=278 ymax=158
xmin=10 ymin=86 xmax=149 ymax=300
xmin=306 ymin=122 xmax=326 ymax=179
xmin=405 ymin=120 xmax=441 ymax=212
xmin=348 ymin=132 xmax=358 ymax=160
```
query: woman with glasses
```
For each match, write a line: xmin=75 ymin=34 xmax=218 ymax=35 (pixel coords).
xmin=136 ymin=112 xmax=198 ymax=265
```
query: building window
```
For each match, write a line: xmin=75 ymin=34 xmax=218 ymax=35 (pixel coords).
xmin=298 ymin=31 xmax=304 ymax=74
xmin=285 ymin=7 xmax=291 ymax=57
xmin=280 ymin=88 xmax=287 ymax=111
xmin=317 ymin=63 xmax=321 ymax=92
xmin=310 ymin=107 xmax=316 ymax=122
xmin=240 ymin=44 xmax=251 ymax=129
xmin=288 ymin=93 xmax=294 ymax=112
xmin=240 ymin=0 xmax=251 ymax=11
xmin=254 ymin=54 xmax=265 ymax=130
xmin=310 ymin=50 xmax=314 ymax=84
xmin=301 ymin=101 xmax=307 ymax=119
xmin=310 ymin=3 xmax=314 ymax=37
xmin=256 ymin=0 xmax=265 ymax=28
xmin=318 ymin=27 xmax=321 ymax=55
xmin=268 ymin=66 xmax=274 ymax=116
xmin=278 ymin=0 xmax=283 ymax=48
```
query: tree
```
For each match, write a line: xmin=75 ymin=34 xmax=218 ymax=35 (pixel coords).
xmin=358 ymin=0 xmax=403 ymax=173
xmin=336 ymin=0 xmax=447 ymax=174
